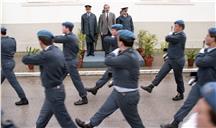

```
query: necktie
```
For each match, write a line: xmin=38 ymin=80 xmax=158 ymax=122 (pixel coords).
xmin=106 ymin=13 xmax=109 ymax=22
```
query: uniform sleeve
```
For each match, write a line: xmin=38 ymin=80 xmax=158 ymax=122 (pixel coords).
xmin=22 ymin=52 xmax=47 ymax=65
xmin=81 ymin=15 xmax=85 ymax=34
xmin=195 ymin=53 xmax=216 ymax=68
xmin=105 ymin=53 xmax=130 ymax=68
xmin=165 ymin=33 xmax=185 ymax=44
xmin=130 ymin=17 xmax=134 ymax=32
xmin=94 ymin=15 xmax=98 ymax=34
xmin=54 ymin=35 xmax=68 ymax=43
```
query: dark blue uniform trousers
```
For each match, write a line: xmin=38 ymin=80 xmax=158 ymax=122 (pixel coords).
xmin=152 ymin=57 xmax=185 ymax=94
xmin=1 ymin=59 xmax=26 ymax=99
xmin=36 ymin=84 xmax=77 ymax=128
xmin=95 ymin=68 xmax=112 ymax=89
xmin=66 ymin=60 xmax=87 ymax=98
xmin=90 ymin=89 xmax=145 ymax=128
xmin=174 ymin=83 xmax=202 ymax=122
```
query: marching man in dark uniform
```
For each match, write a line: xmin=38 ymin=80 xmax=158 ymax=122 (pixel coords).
xmin=54 ymin=22 xmax=88 ymax=105
xmin=160 ymin=27 xmax=216 ymax=128
xmin=81 ymin=5 xmax=97 ymax=56
xmin=22 ymin=30 xmax=77 ymax=128
xmin=141 ymin=20 xmax=186 ymax=101
xmin=85 ymin=24 xmax=123 ymax=95
xmin=75 ymin=30 xmax=145 ymax=128
xmin=116 ymin=7 xmax=134 ymax=32
xmin=1 ymin=27 xmax=29 ymax=106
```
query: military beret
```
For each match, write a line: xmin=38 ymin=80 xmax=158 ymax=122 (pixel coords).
xmin=208 ymin=27 xmax=216 ymax=36
xmin=1 ymin=27 xmax=7 ymax=33
xmin=37 ymin=30 xmax=54 ymax=39
xmin=62 ymin=22 xmax=74 ymax=30
xmin=85 ymin=5 xmax=92 ymax=8
xmin=174 ymin=20 xmax=185 ymax=25
xmin=112 ymin=24 xmax=123 ymax=30
xmin=118 ymin=30 xmax=135 ymax=42
xmin=121 ymin=7 xmax=128 ymax=11
xmin=201 ymin=82 xmax=216 ymax=113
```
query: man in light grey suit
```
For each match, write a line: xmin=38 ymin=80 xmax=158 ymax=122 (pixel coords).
xmin=98 ymin=4 xmax=116 ymax=54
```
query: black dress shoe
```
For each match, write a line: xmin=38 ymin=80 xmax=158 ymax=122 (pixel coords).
xmin=74 ymin=97 xmax=88 ymax=105
xmin=172 ymin=94 xmax=184 ymax=101
xmin=85 ymin=87 xmax=98 ymax=95
xmin=75 ymin=118 xmax=93 ymax=128
xmin=90 ymin=54 xmax=95 ymax=56
xmin=15 ymin=98 xmax=29 ymax=106
xmin=86 ymin=54 xmax=90 ymax=57
xmin=160 ymin=123 xmax=179 ymax=128
xmin=141 ymin=84 xmax=154 ymax=93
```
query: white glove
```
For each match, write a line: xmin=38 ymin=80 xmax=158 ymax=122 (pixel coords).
xmin=112 ymin=48 xmax=120 ymax=56
xmin=168 ymin=32 xmax=173 ymax=35
xmin=199 ymin=48 xmax=205 ymax=54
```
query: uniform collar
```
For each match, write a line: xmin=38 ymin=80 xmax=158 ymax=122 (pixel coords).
xmin=44 ymin=45 xmax=52 ymax=51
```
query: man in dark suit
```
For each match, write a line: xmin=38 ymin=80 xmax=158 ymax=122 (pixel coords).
xmin=54 ymin=22 xmax=88 ymax=105
xmin=98 ymin=4 xmax=116 ymax=53
xmin=75 ymin=30 xmax=145 ymax=128
xmin=81 ymin=5 xmax=97 ymax=56
xmin=141 ymin=20 xmax=186 ymax=101
xmin=1 ymin=27 xmax=29 ymax=106
xmin=22 ymin=30 xmax=77 ymax=128
xmin=116 ymin=7 xmax=134 ymax=32
xmin=160 ymin=27 xmax=216 ymax=128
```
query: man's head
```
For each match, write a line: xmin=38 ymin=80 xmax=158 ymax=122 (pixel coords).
xmin=1 ymin=27 xmax=7 ymax=36
xmin=85 ymin=5 xmax=92 ymax=13
xmin=205 ymin=27 xmax=216 ymax=47
xmin=62 ymin=22 xmax=74 ymax=34
xmin=103 ymin=4 xmax=110 ymax=13
xmin=37 ymin=30 xmax=54 ymax=49
xmin=117 ymin=30 xmax=135 ymax=49
xmin=121 ymin=7 xmax=128 ymax=16
xmin=111 ymin=24 xmax=123 ymax=36
xmin=174 ymin=20 xmax=185 ymax=32
xmin=195 ymin=82 xmax=216 ymax=128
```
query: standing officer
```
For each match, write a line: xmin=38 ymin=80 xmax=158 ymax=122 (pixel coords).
xmin=81 ymin=5 xmax=97 ymax=56
xmin=116 ymin=7 xmax=134 ymax=32
xmin=1 ymin=27 xmax=29 ymax=106
xmin=160 ymin=27 xmax=216 ymax=128
xmin=22 ymin=30 xmax=77 ymax=128
xmin=54 ymin=22 xmax=88 ymax=105
xmin=98 ymin=4 xmax=116 ymax=53
xmin=141 ymin=20 xmax=186 ymax=101
xmin=75 ymin=30 xmax=145 ymax=128
xmin=85 ymin=24 xmax=123 ymax=95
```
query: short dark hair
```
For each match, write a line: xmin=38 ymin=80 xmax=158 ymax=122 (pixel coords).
xmin=175 ymin=23 xmax=185 ymax=30
xmin=209 ymin=109 xmax=216 ymax=126
xmin=119 ymin=37 xmax=134 ymax=47
xmin=38 ymin=36 xmax=53 ymax=46
xmin=210 ymin=34 xmax=216 ymax=42
xmin=1 ymin=31 xmax=6 ymax=35
xmin=64 ymin=26 xmax=72 ymax=32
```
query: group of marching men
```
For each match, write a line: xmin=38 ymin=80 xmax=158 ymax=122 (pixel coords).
xmin=1 ymin=4 xmax=216 ymax=128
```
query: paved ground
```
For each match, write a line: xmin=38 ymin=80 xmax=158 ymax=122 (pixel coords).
xmin=1 ymin=74 xmax=195 ymax=128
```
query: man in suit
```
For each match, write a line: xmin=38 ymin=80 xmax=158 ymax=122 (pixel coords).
xmin=160 ymin=27 xmax=216 ymax=128
xmin=141 ymin=20 xmax=186 ymax=101
xmin=98 ymin=4 xmax=116 ymax=53
xmin=75 ymin=30 xmax=145 ymax=128
xmin=81 ymin=5 xmax=97 ymax=56
xmin=22 ymin=30 xmax=77 ymax=128
xmin=116 ymin=7 xmax=134 ymax=32
xmin=1 ymin=27 xmax=29 ymax=106
xmin=54 ymin=22 xmax=88 ymax=105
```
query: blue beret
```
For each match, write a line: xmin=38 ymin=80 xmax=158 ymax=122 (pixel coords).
xmin=1 ymin=27 xmax=7 ymax=33
xmin=174 ymin=20 xmax=185 ymax=25
xmin=208 ymin=27 xmax=216 ymax=36
xmin=112 ymin=24 xmax=123 ymax=30
xmin=118 ymin=30 xmax=135 ymax=42
xmin=62 ymin=22 xmax=74 ymax=30
xmin=201 ymin=82 xmax=216 ymax=113
xmin=37 ymin=30 xmax=54 ymax=39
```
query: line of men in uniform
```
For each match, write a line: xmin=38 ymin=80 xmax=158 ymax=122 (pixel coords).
xmin=81 ymin=4 xmax=134 ymax=56
xmin=1 ymin=7 xmax=216 ymax=128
